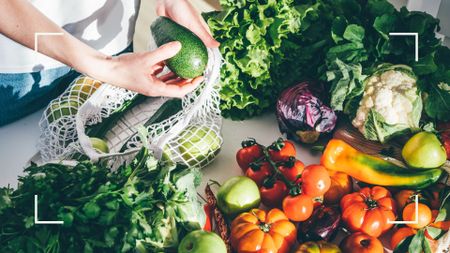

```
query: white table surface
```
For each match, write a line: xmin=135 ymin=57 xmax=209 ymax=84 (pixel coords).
xmin=0 ymin=109 xmax=321 ymax=189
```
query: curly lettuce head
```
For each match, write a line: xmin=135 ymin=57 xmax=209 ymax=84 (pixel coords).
xmin=352 ymin=64 xmax=422 ymax=143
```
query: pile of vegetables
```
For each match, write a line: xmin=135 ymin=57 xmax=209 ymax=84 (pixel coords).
xmin=208 ymin=136 xmax=449 ymax=253
xmin=0 ymin=148 xmax=205 ymax=253
xmin=205 ymin=0 xmax=450 ymax=129
xmin=236 ymin=138 xmax=332 ymax=222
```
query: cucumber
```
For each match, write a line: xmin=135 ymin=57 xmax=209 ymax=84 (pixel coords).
xmin=151 ymin=17 xmax=208 ymax=79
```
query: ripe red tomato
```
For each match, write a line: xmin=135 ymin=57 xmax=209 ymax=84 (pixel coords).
xmin=437 ymin=122 xmax=450 ymax=159
xmin=279 ymin=158 xmax=304 ymax=182
xmin=282 ymin=194 xmax=314 ymax=222
xmin=340 ymin=232 xmax=384 ymax=253
xmin=301 ymin=165 xmax=331 ymax=198
xmin=245 ymin=162 xmax=272 ymax=186
xmin=236 ymin=138 xmax=263 ymax=171
xmin=341 ymin=186 xmax=397 ymax=237
xmin=260 ymin=180 xmax=288 ymax=208
xmin=268 ymin=139 xmax=296 ymax=162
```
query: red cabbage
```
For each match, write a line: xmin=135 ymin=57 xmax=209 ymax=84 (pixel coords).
xmin=276 ymin=82 xmax=337 ymax=143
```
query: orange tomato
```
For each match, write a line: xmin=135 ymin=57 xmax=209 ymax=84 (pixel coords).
xmin=301 ymin=165 xmax=331 ymax=198
xmin=395 ymin=190 xmax=418 ymax=210
xmin=282 ymin=194 xmax=314 ymax=222
xmin=323 ymin=170 xmax=352 ymax=204
xmin=340 ymin=232 xmax=384 ymax=253
xmin=402 ymin=202 xmax=432 ymax=229
xmin=230 ymin=208 xmax=297 ymax=253
xmin=340 ymin=186 xmax=397 ymax=237
xmin=391 ymin=227 xmax=416 ymax=249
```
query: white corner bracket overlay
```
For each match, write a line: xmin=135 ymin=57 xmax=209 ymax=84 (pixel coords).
xmin=33 ymin=32 xmax=65 ymax=225
xmin=34 ymin=32 xmax=64 ymax=52
xmin=386 ymin=32 xmax=419 ymax=225
xmin=388 ymin=32 xmax=419 ymax=62
xmin=34 ymin=195 xmax=64 ymax=225
xmin=387 ymin=195 xmax=419 ymax=224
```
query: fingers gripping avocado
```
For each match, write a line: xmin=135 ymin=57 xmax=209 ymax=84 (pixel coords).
xmin=151 ymin=17 xmax=208 ymax=79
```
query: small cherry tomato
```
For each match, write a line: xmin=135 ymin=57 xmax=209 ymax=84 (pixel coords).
xmin=245 ymin=162 xmax=272 ymax=186
xmin=403 ymin=202 xmax=432 ymax=229
xmin=282 ymin=194 xmax=314 ymax=222
xmin=279 ymin=157 xmax=304 ymax=182
xmin=268 ymin=138 xmax=296 ymax=162
xmin=260 ymin=180 xmax=288 ymax=208
xmin=301 ymin=165 xmax=331 ymax=198
xmin=340 ymin=232 xmax=384 ymax=253
xmin=236 ymin=138 xmax=263 ymax=171
xmin=391 ymin=227 xmax=416 ymax=249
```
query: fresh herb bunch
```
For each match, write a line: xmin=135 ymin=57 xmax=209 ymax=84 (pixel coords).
xmin=0 ymin=148 xmax=205 ymax=253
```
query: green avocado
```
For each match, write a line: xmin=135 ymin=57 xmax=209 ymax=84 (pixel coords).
xmin=151 ymin=17 xmax=208 ymax=79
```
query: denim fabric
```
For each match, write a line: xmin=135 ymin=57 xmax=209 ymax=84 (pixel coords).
xmin=0 ymin=44 xmax=133 ymax=126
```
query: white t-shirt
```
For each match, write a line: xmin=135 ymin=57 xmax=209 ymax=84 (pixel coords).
xmin=0 ymin=0 xmax=141 ymax=73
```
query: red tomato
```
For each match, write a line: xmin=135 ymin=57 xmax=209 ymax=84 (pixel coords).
xmin=301 ymin=165 xmax=331 ymax=198
xmin=245 ymin=162 xmax=272 ymax=186
xmin=282 ymin=194 xmax=314 ymax=222
xmin=236 ymin=138 xmax=263 ymax=171
xmin=268 ymin=138 xmax=296 ymax=162
xmin=437 ymin=122 xmax=450 ymax=159
xmin=341 ymin=186 xmax=397 ymax=237
xmin=340 ymin=232 xmax=384 ymax=253
xmin=260 ymin=180 xmax=288 ymax=208
xmin=279 ymin=158 xmax=304 ymax=182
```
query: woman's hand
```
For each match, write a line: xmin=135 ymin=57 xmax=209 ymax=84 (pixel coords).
xmin=156 ymin=0 xmax=220 ymax=48
xmin=93 ymin=41 xmax=203 ymax=98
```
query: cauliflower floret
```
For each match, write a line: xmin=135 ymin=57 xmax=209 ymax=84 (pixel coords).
xmin=352 ymin=66 xmax=421 ymax=139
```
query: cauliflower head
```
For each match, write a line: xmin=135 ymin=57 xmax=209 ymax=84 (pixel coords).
xmin=352 ymin=64 xmax=422 ymax=143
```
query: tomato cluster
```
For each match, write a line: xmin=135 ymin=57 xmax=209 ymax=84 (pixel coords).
xmin=236 ymin=138 xmax=331 ymax=222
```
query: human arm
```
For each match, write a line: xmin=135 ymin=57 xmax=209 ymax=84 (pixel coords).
xmin=0 ymin=0 xmax=202 ymax=97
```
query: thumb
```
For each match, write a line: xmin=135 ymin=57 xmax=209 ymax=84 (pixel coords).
xmin=148 ymin=41 xmax=182 ymax=64
xmin=189 ymin=18 xmax=220 ymax=48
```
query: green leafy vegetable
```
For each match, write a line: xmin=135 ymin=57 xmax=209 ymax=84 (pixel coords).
xmin=0 ymin=149 xmax=204 ymax=253
xmin=205 ymin=0 xmax=450 ymax=123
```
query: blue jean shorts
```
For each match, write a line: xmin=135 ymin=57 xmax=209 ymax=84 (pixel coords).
xmin=0 ymin=44 xmax=133 ymax=126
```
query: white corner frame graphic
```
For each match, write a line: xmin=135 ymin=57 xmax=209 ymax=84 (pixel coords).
xmin=385 ymin=32 xmax=419 ymax=225
xmin=34 ymin=32 xmax=64 ymax=52
xmin=387 ymin=195 xmax=419 ymax=224
xmin=34 ymin=195 xmax=64 ymax=225
xmin=389 ymin=32 xmax=419 ymax=62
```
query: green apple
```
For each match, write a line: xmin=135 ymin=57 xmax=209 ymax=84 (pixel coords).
xmin=178 ymin=126 xmax=221 ymax=167
xmin=217 ymin=176 xmax=260 ymax=217
xmin=296 ymin=241 xmax=341 ymax=253
xmin=402 ymin=132 xmax=447 ymax=169
xmin=178 ymin=230 xmax=227 ymax=253
xmin=46 ymin=99 xmax=81 ymax=123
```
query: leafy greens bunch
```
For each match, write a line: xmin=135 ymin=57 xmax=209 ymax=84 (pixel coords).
xmin=0 ymin=148 xmax=205 ymax=253
xmin=204 ymin=0 xmax=302 ymax=119
xmin=205 ymin=0 xmax=449 ymax=122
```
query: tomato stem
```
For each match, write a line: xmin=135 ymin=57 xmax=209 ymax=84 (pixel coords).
xmin=269 ymin=138 xmax=285 ymax=151
xmin=241 ymin=138 xmax=257 ymax=148
xmin=262 ymin=147 xmax=295 ymax=190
